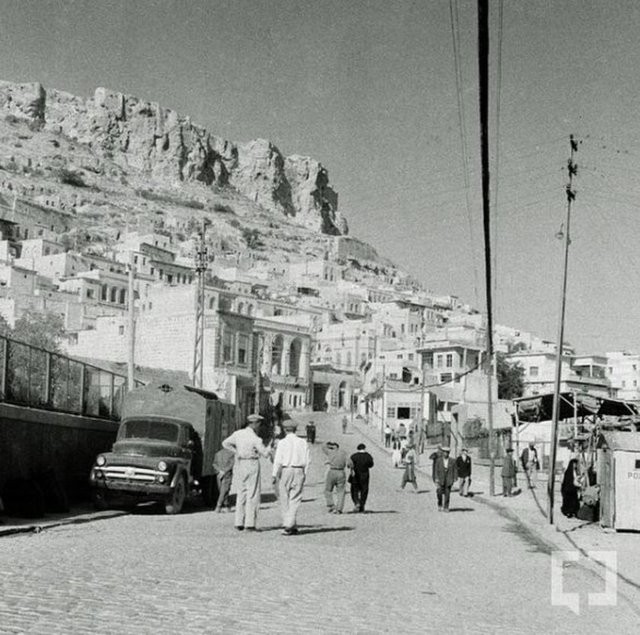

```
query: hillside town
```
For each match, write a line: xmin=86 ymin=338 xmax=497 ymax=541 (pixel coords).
xmin=0 ymin=185 xmax=636 ymax=433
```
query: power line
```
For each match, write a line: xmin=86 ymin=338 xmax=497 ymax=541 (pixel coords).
xmin=449 ymin=0 xmax=480 ymax=307
xmin=492 ymin=0 xmax=504 ymax=320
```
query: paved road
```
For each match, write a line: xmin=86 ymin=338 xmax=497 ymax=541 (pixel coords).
xmin=1 ymin=414 xmax=638 ymax=634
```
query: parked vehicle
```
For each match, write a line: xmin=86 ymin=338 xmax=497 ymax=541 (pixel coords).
xmin=89 ymin=383 xmax=239 ymax=514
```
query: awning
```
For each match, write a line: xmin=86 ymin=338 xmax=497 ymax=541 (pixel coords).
xmin=515 ymin=392 xmax=638 ymax=422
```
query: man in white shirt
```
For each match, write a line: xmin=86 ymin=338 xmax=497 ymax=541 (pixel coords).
xmin=272 ymin=419 xmax=310 ymax=535
xmin=222 ymin=414 xmax=271 ymax=531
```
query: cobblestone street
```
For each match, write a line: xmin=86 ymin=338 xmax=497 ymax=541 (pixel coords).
xmin=1 ymin=414 xmax=638 ymax=634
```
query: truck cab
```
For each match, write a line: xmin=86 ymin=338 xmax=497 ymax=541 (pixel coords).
xmin=89 ymin=383 xmax=237 ymax=514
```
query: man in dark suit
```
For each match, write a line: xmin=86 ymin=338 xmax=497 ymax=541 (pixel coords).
xmin=348 ymin=443 xmax=374 ymax=513
xmin=434 ymin=447 xmax=457 ymax=512
xmin=455 ymin=448 xmax=472 ymax=497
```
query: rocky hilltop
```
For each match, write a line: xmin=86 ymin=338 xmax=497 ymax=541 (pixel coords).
xmin=0 ymin=81 xmax=347 ymax=235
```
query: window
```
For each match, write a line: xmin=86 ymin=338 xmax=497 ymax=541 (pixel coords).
xmin=436 ymin=355 xmax=443 ymax=369
xmin=86 ymin=289 xmax=94 ymax=299
xmin=166 ymin=274 xmax=173 ymax=284
xmin=634 ymin=380 xmax=637 ymax=388
xmin=397 ymin=354 xmax=403 ymax=360
xmin=445 ymin=353 xmax=453 ymax=368
xmin=424 ymin=352 xmax=433 ymax=368
xmin=223 ymin=332 xmax=234 ymax=363
xmin=150 ymin=267 xmax=155 ymax=275
xmin=118 ymin=325 xmax=124 ymax=335
xmin=237 ymin=335 xmax=248 ymax=366
xmin=529 ymin=366 xmax=539 ymax=377
xmin=387 ymin=406 xmax=395 ymax=419
xmin=396 ymin=407 xmax=411 ymax=419
xmin=440 ymin=373 xmax=452 ymax=383
xmin=408 ymin=353 xmax=414 ymax=361
xmin=622 ymin=380 xmax=626 ymax=388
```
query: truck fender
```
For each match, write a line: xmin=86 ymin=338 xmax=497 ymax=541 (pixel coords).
xmin=170 ymin=466 xmax=188 ymax=488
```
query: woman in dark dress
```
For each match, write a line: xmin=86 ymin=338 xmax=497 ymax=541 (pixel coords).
xmin=561 ymin=458 xmax=581 ymax=518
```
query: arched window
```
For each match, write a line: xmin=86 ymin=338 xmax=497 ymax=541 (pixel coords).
xmin=346 ymin=351 xmax=352 ymax=367
xmin=119 ymin=288 xmax=126 ymax=305
xmin=338 ymin=381 xmax=347 ymax=409
xmin=237 ymin=302 xmax=244 ymax=315
xmin=110 ymin=287 xmax=117 ymax=303
xmin=209 ymin=296 xmax=216 ymax=309
xmin=271 ymin=335 xmax=284 ymax=375
xmin=289 ymin=338 xmax=302 ymax=377
xmin=247 ymin=305 xmax=253 ymax=316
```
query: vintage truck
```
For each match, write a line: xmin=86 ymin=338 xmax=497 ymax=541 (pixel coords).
xmin=89 ymin=382 xmax=239 ymax=514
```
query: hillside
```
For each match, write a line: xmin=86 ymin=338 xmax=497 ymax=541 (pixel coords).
xmin=0 ymin=81 xmax=402 ymax=279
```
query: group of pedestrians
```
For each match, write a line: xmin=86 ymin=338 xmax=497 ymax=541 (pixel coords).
xmin=217 ymin=413 xmax=377 ymax=535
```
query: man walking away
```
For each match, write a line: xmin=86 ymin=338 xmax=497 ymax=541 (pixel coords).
xmin=429 ymin=444 xmax=443 ymax=483
xmin=384 ymin=424 xmax=392 ymax=448
xmin=434 ymin=447 xmax=456 ymax=511
xmin=305 ymin=421 xmax=316 ymax=444
xmin=401 ymin=445 xmax=418 ymax=492
xmin=348 ymin=443 xmax=374 ymax=513
xmin=521 ymin=442 xmax=540 ymax=489
xmin=322 ymin=441 xmax=347 ymax=513
xmin=456 ymin=448 xmax=472 ymax=497
xmin=342 ymin=416 xmax=348 ymax=434
xmin=212 ymin=446 xmax=235 ymax=512
xmin=222 ymin=414 xmax=271 ymax=531
xmin=273 ymin=419 xmax=310 ymax=535
xmin=502 ymin=448 xmax=517 ymax=497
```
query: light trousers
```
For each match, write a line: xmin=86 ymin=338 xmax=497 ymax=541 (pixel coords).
xmin=234 ymin=460 xmax=261 ymax=528
xmin=324 ymin=469 xmax=346 ymax=511
xmin=279 ymin=466 xmax=306 ymax=529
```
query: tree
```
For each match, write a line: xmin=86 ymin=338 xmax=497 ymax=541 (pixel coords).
xmin=13 ymin=310 xmax=65 ymax=352
xmin=497 ymin=352 xmax=525 ymax=400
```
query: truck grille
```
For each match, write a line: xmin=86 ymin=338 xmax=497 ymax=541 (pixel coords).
xmin=102 ymin=466 xmax=167 ymax=482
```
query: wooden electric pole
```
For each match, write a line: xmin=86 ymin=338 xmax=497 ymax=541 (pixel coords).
xmin=127 ymin=250 xmax=136 ymax=391
xmin=477 ymin=0 xmax=495 ymax=495
xmin=548 ymin=135 xmax=579 ymax=524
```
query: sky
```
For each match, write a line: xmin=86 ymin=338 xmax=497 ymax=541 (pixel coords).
xmin=1 ymin=0 xmax=640 ymax=354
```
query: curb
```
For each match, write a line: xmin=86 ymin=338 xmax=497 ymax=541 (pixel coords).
xmin=0 ymin=509 xmax=128 ymax=537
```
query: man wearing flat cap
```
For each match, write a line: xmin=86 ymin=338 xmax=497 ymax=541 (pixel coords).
xmin=272 ymin=419 xmax=310 ymax=535
xmin=434 ymin=446 xmax=457 ymax=511
xmin=222 ymin=413 xmax=271 ymax=531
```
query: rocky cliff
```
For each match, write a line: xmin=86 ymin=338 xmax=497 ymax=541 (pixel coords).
xmin=0 ymin=81 xmax=347 ymax=235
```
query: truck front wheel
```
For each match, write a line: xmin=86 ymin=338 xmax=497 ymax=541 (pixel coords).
xmin=165 ymin=476 xmax=186 ymax=515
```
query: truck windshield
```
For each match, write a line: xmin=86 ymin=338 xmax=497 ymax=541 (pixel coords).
xmin=120 ymin=420 xmax=180 ymax=443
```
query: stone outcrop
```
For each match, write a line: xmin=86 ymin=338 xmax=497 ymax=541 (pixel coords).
xmin=0 ymin=82 xmax=46 ymax=122
xmin=0 ymin=81 xmax=348 ymax=235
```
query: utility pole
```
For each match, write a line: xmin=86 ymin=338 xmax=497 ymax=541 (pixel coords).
xmin=127 ymin=250 xmax=136 ymax=391
xmin=192 ymin=220 xmax=209 ymax=388
xmin=477 ymin=0 xmax=495 ymax=495
xmin=254 ymin=332 xmax=263 ymax=415
xmin=548 ymin=135 xmax=579 ymax=524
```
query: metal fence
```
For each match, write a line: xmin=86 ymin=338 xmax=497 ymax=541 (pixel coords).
xmin=0 ymin=335 xmax=140 ymax=420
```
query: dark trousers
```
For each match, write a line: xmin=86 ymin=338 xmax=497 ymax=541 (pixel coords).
xmin=384 ymin=434 xmax=391 ymax=448
xmin=437 ymin=485 xmax=451 ymax=509
xmin=350 ymin=473 xmax=370 ymax=511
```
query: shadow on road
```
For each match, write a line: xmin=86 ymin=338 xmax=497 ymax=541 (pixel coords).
xmin=447 ymin=507 xmax=475 ymax=513
xmin=297 ymin=526 xmax=355 ymax=535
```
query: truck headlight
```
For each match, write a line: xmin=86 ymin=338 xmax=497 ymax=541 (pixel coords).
xmin=96 ymin=455 xmax=106 ymax=467
xmin=157 ymin=460 xmax=168 ymax=472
